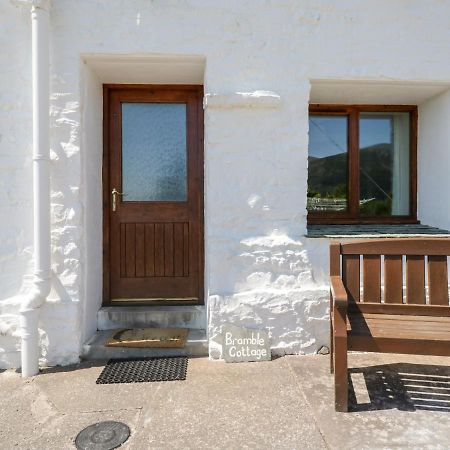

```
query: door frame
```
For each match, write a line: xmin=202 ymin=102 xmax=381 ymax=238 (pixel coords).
xmin=102 ymin=84 xmax=204 ymax=306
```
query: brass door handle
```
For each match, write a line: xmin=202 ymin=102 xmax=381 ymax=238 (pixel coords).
xmin=111 ymin=188 xmax=124 ymax=212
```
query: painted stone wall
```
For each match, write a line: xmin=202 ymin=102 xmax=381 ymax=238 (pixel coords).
xmin=418 ymin=89 xmax=450 ymax=232
xmin=1 ymin=0 xmax=450 ymax=367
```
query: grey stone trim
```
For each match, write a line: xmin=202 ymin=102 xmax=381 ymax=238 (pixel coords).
xmin=307 ymin=224 xmax=450 ymax=238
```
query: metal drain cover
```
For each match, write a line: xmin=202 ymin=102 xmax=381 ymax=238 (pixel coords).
xmin=75 ymin=421 xmax=130 ymax=450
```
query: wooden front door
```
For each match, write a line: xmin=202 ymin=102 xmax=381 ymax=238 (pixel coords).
xmin=103 ymin=85 xmax=204 ymax=304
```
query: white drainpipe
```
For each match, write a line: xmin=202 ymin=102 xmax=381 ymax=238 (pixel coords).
xmin=18 ymin=0 xmax=52 ymax=378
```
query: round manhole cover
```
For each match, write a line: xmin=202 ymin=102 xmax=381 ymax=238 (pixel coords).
xmin=75 ymin=421 xmax=130 ymax=450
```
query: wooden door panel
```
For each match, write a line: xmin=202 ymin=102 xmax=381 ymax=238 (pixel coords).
xmin=154 ymin=223 xmax=165 ymax=277
xmin=104 ymin=85 xmax=203 ymax=304
xmin=173 ymin=223 xmax=183 ymax=277
xmin=117 ymin=222 xmax=189 ymax=279
xmin=135 ymin=223 xmax=145 ymax=277
xmin=116 ymin=277 xmax=196 ymax=299
xmin=144 ymin=224 xmax=155 ymax=277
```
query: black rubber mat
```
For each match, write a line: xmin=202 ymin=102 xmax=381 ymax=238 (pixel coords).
xmin=96 ymin=356 xmax=188 ymax=384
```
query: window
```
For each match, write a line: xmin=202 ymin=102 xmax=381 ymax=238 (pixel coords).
xmin=307 ymin=105 xmax=417 ymax=224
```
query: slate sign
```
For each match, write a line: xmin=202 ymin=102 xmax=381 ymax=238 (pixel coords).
xmin=222 ymin=324 xmax=271 ymax=363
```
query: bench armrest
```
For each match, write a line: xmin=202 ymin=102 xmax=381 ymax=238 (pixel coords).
xmin=330 ymin=276 xmax=348 ymax=310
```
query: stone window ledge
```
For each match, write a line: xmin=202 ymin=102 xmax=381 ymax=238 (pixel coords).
xmin=306 ymin=224 xmax=450 ymax=239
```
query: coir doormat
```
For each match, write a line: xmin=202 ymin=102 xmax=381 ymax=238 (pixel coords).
xmin=106 ymin=327 xmax=189 ymax=348
xmin=96 ymin=356 xmax=188 ymax=384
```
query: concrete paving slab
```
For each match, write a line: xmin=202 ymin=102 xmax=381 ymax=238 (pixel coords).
xmin=0 ymin=368 xmax=26 ymax=405
xmin=0 ymin=377 xmax=39 ymax=449
xmin=0 ymin=368 xmax=140 ymax=449
xmin=55 ymin=410 xmax=141 ymax=450
xmin=33 ymin=361 xmax=159 ymax=413
xmin=0 ymin=357 xmax=327 ymax=450
xmin=2 ymin=354 xmax=450 ymax=449
xmin=129 ymin=357 xmax=327 ymax=450
xmin=2 ymin=406 xmax=140 ymax=450
xmin=286 ymin=353 xmax=450 ymax=450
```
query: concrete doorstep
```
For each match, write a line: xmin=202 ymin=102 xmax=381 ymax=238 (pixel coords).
xmin=1 ymin=353 xmax=450 ymax=449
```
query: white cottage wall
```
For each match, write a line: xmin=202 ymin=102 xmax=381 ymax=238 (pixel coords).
xmin=0 ymin=2 xmax=33 ymax=368
xmin=418 ymin=89 xmax=450 ymax=231
xmin=80 ymin=63 xmax=103 ymax=344
xmin=1 ymin=0 xmax=450 ymax=367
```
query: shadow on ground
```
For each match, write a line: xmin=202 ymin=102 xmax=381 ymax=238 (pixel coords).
xmin=38 ymin=360 xmax=107 ymax=375
xmin=36 ymin=355 xmax=208 ymax=377
xmin=348 ymin=363 xmax=450 ymax=413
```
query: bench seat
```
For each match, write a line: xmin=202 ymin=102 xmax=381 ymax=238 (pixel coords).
xmin=347 ymin=310 xmax=450 ymax=356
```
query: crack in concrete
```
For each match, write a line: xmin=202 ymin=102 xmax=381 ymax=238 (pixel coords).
xmin=77 ymin=407 xmax=143 ymax=414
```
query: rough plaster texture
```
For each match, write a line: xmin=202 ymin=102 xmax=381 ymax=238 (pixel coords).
xmin=1 ymin=0 xmax=450 ymax=367
xmin=208 ymin=233 xmax=329 ymax=358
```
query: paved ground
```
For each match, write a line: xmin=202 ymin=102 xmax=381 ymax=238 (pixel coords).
xmin=1 ymin=353 xmax=450 ymax=449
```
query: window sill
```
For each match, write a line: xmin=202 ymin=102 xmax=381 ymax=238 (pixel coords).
xmin=306 ymin=224 xmax=450 ymax=239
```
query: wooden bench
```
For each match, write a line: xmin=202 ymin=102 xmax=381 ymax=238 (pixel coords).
xmin=329 ymin=238 xmax=450 ymax=412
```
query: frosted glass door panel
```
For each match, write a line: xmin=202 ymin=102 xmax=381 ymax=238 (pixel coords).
xmin=122 ymin=103 xmax=187 ymax=201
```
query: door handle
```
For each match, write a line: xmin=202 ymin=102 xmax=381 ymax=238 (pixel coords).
xmin=111 ymin=188 xmax=124 ymax=212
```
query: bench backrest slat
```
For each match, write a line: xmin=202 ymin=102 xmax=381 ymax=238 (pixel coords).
xmin=343 ymin=254 xmax=360 ymax=302
xmin=384 ymin=255 xmax=403 ymax=303
xmin=406 ymin=255 xmax=426 ymax=304
xmin=428 ymin=256 xmax=449 ymax=305
xmin=333 ymin=239 xmax=450 ymax=306
xmin=363 ymin=255 xmax=381 ymax=302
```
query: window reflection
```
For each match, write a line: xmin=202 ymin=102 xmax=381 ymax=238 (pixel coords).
xmin=308 ymin=115 xmax=348 ymax=212
xmin=359 ymin=112 xmax=410 ymax=216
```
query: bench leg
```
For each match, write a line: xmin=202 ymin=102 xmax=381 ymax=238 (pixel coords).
xmin=329 ymin=306 xmax=334 ymax=374
xmin=334 ymin=334 xmax=348 ymax=412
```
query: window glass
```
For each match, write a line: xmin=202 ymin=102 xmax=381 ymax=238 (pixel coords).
xmin=122 ymin=103 xmax=187 ymax=202
xmin=359 ymin=112 xmax=410 ymax=216
xmin=308 ymin=115 xmax=348 ymax=212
